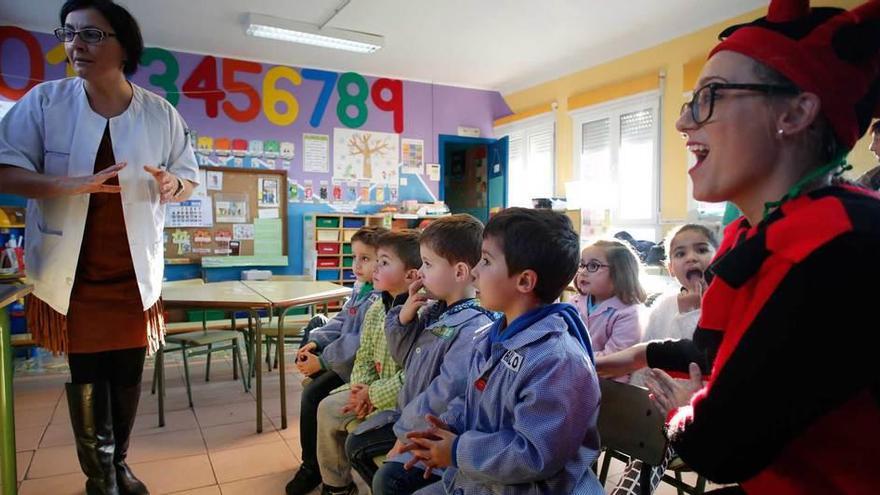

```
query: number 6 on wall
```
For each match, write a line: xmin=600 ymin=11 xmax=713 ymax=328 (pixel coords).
xmin=263 ymin=66 xmax=302 ymax=126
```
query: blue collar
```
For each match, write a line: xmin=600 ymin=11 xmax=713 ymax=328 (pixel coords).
xmin=489 ymin=303 xmax=594 ymax=363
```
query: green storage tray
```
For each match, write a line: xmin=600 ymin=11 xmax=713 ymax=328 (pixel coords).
xmin=342 ymin=256 xmax=353 ymax=268
xmin=342 ymin=243 xmax=353 ymax=255
xmin=316 ymin=217 xmax=340 ymax=228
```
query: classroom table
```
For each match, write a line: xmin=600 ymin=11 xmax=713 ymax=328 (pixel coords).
xmin=0 ymin=283 xmax=32 ymax=495
xmin=241 ymin=280 xmax=350 ymax=429
xmin=161 ymin=280 xmax=350 ymax=433
xmin=161 ymin=281 xmax=273 ymax=432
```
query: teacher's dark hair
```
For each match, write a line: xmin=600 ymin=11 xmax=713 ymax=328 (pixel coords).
xmin=60 ymin=0 xmax=143 ymax=76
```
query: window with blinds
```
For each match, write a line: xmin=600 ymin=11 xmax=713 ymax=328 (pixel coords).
xmin=571 ymin=91 xmax=660 ymax=240
xmin=495 ymin=117 xmax=555 ymax=208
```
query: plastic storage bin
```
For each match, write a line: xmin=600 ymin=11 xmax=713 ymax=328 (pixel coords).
xmin=316 ymin=217 xmax=340 ymax=228
xmin=317 ymin=257 xmax=340 ymax=268
xmin=317 ymin=243 xmax=340 ymax=255
xmin=317 ymin=269 xmax=340 ymax=281
xmin=317 ymin=230 xmax=340 ymax=242
xmin=342 ymin=217 xmax=366 ymax=228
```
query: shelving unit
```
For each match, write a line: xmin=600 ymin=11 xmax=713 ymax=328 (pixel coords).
xmin=303 ymin=214 xmax=388 ymax=293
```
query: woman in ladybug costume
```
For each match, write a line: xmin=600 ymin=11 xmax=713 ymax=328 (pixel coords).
xmin=601 ymin=1 xmax=880 ymax=493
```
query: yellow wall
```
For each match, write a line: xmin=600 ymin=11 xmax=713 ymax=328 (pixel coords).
xmin=500 ymin=0 xmax=873 ymax=222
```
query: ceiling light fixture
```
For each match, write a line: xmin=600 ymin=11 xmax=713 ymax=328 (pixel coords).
xmin=245 ymin=13 xmax=383 ymax=54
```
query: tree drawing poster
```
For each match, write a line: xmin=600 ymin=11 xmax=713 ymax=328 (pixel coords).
xmin=333 ymin=128 xmax=400 ymax=186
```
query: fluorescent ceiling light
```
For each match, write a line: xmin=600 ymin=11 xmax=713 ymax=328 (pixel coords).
xmin=245 ymin=13 xmax=383 ymax=54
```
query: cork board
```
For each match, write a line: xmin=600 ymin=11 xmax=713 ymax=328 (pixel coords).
xmin=163 ymin=166 xmax=288 ymax=266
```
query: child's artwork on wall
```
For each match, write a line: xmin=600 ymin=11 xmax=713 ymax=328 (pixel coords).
xmin=334 ymin=128 xmax=399 ymax=185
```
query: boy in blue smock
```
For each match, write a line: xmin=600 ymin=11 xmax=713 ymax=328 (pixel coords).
xmin=403 ymin=207 xmax=604 ymax=495
xmin=350 ymin=214 xmax=495 ymax=494
xmin=287 ymin=225 xmax=387 ymax=495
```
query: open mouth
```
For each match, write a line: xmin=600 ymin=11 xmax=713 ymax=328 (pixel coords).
xmin=687 ymin=143 xmax=710 ymax=172
xmin=685 ymin=268 xmax=704 ymax=282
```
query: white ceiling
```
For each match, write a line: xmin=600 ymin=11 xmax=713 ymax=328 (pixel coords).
xmin=0 ymin=0 xmax=766 ymax=93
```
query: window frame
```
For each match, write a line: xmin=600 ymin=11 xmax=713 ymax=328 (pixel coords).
xmin=570 ymin=90 xmax=661 ymax=239
xmin=494 ymin=112 xmax=556 ymax=208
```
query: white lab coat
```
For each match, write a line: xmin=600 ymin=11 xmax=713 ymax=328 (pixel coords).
xmin=0 ymin=78 xmax=198 ymax=315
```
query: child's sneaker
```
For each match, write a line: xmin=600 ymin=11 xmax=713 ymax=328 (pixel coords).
xmin=320 ymin=482 xmax=357 ymax=495
xmin=285 ymin=465 xmax=322 ymax=495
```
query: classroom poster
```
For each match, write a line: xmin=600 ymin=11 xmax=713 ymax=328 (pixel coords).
xmin=258 ymin=177 xmax=279 ymax=207
xmin=401 ymin=138 xmax=425 ymax=174
xmin=333 ymin=128 xmax=400 ymax=186
xmin=303 ymin=133 xmax=330 ymax=173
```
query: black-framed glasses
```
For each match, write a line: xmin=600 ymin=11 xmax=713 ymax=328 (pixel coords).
xmin=54 ymin=27 xmax=116 ymax=44
xmin=680 ymin=82 xmax=800 ymax=125
xmin=578 ymin=261 xmax=609 ymax=273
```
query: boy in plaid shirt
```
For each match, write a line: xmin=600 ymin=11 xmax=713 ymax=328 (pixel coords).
xmin=313 ymin=230 xmax=422 ymax=495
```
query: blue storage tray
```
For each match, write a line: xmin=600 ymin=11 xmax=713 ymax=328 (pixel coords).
xmin=317 ymin=269 xmax=340 ymax=281
xmin=342 ymin=269 xmax=356 ymax=281
xmin=342 ymin=217 xmax=366 ymax=228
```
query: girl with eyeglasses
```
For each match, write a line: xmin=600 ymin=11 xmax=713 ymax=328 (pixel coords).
xmin=571 ymin=239 xmax=645 ymax=381
xmin=0 ymin=1 xmax=200 ymax=493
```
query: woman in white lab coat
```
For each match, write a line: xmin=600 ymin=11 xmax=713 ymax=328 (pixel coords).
xmin=0 ymin=1 xmax=198 ymax=493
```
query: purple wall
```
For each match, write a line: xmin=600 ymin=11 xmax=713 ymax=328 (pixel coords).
xmin=0 ymin=27 xmax=513 ymax=197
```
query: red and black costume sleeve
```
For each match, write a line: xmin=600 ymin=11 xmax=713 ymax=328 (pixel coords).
xmin=649 ymin=187 xmax=880 ymax=495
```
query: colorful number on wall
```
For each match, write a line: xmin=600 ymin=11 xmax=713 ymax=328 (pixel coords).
xmin=0 ymin=27 xmax=44 ymax=99
xmin=0 ymin=28 xmax=406 ymax=131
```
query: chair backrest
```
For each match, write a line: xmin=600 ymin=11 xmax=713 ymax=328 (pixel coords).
xmin=597 ymin=378 xmax=668 ymax=465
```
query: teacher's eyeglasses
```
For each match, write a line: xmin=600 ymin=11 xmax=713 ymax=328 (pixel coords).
xmin=680 ymin=82 xmax=800 ymax=125
xmin=54 ymin=27 xmax=117 ymax=44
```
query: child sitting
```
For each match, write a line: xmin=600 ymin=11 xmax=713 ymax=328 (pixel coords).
xmin=403 ymin=207 xmax=604 ymax=494
xmin=572 ymin=240 xmax=646 ymax=364
xmin=311 ymin=230 xmax=422 ymax=495
xmin=611 ymin=224 xmax=718 ymax=495
xmin=287 ymin=225 xmax=387 ymax=495
xmin=363 ymin=214 xmax=495 ymax=494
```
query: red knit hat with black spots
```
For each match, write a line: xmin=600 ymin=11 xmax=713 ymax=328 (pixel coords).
xmin=710 ymin=0 xmax=880 ymax=150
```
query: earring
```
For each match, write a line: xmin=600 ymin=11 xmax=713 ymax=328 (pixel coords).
xmin=777 ymin=129 xmax=784 ymax=135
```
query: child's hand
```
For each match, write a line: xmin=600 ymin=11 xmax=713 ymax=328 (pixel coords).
xmin=402 ymin=415 xmax=456 ymax=478
xmin=399 ymin=278 xmax=429 ymax=325
xmin=678 ymin=275 xmax=707 ymax=313
xmin=297 ymin=341 xmax=317 ymax=358
xmin=645 ymin=363 xmax=703 ymax=417
xmin=342 ymin=384 xmax=374 ymax=418
xmin=295 ymin=351 xmax=321 ymax=376
xmin=387 ymin=439 xmax=406 ymax=458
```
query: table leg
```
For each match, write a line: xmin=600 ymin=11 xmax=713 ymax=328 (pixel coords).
xmin=278 ymin=309 xmax=287 ymax=429
xmin=157 ymin=345 xmax=165 ymax=427
xmin=253 ymin=309 xmax=263 ymax=433
xmin=1 ymin=306 xmax=18 ymax=495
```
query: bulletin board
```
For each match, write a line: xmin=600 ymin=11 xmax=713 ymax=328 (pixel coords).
xmin=163 ymin=166 xmax=288 ymax=267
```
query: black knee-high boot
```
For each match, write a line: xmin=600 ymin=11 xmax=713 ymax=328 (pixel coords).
xmin=66 ymin=382 xmax=119 ymax=495
xmin=110 ymin=383 xmax=149 ymax=495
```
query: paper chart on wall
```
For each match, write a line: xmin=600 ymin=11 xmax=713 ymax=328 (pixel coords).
xmin=333 ymin=128 xmax=399 ymax=186
xmin=401 ymin=138 xmax=424 ymax=174
xmin=303 ymin=133 xmax=330 ymax=173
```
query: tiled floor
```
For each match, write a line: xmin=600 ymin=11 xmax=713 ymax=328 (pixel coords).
xmin=5 ymin=350 xmax=705 ymax=494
